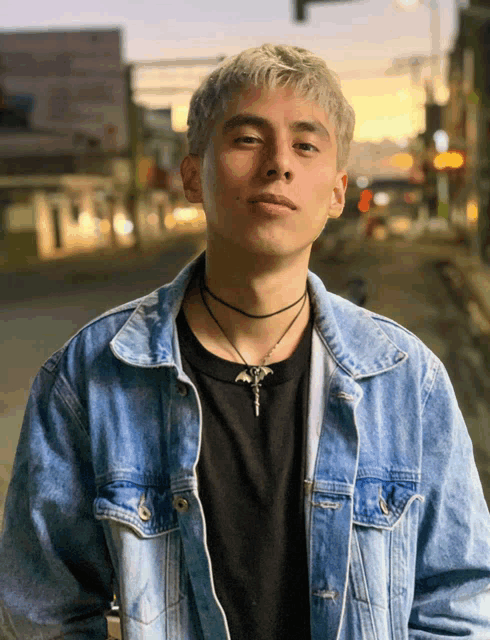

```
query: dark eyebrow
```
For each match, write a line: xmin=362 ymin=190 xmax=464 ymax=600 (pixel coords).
xmin=222 ymin=114 xmax=331 ymax=141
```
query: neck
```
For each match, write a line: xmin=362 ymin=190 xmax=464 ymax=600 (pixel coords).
xmin=204 ymin=244 xmax=312 ymax=317
xmin=182 ymin=244 xmax=312 ymax=365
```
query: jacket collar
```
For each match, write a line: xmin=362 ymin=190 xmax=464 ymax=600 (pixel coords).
xmin=111 ymin=251 xmax=407 ymax=379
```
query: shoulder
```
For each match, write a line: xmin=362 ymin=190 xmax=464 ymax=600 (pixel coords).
xmin=367 ymin=307 xmax=437 ymax=361
xmin=327 ymin=289 xmax=440 ymax=368
xmin=41 ymin=293 xmax=149 ymax=376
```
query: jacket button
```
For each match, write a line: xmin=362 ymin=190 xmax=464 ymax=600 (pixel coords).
xmin=173 ymin=496 xmax=190 ymax=513
xmin=379 ymin=496 xmax=390 ymax=515
xmin=138 ymin=505 xmax=152 ymax=521
xmin=176 ymin=381 xmax=188 ymax=397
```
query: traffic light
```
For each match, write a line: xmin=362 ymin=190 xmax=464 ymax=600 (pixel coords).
xmin=294 ymin=0 xmax=355 ymax=22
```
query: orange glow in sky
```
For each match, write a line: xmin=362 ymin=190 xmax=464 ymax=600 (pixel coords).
xmin=171 ymin=74 xmax=430 ymax=142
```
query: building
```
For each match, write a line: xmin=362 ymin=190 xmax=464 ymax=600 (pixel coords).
xmin=0 ymin=27 xmax=132 ymax=267
xmin=0 ymin=27 xmax=189 ymax=270
xmin=445 ymin=0 xmax=490 ymax=260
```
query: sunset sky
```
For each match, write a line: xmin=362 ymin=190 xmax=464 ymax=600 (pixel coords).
xmin=3 ymin=0 xmax=464 ymax=142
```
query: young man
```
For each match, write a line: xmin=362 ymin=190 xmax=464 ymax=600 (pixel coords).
xmin=1 ymin=44 xmax=490 ymax=640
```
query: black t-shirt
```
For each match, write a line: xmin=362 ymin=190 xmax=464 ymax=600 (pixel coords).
xmin=177 ymin=308 xmax=313 ymax=640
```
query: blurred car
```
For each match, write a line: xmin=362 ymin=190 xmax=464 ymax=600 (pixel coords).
xmin=362 ymin=179 xmax=424 ymax=239
xmin=369 ymin=179 xmax=423 ymax=219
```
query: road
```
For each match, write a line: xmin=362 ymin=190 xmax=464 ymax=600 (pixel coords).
xmin=1 ymin=230 xmax=489 ymax=524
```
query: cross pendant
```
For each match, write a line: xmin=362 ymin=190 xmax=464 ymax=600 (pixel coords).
xmin=235 ymin=365 xmax=273 ymax=417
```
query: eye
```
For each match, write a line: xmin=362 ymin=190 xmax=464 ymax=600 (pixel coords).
xmin=295 ymin=142 xmax=319 ymax=153
xmin=234 ymin=136 xmax=260 ymax=145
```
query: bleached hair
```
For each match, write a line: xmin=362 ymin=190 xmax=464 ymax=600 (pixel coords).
xmin=186 ymin=43 xmax=355 ymax=169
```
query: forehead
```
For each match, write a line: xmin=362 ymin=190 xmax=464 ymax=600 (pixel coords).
xmin=219 ymin=84 xmax=336 ymax=136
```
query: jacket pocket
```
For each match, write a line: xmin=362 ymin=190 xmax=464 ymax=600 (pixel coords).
xmin=348 ymin=477 xmax=423 ymax=638
xmin=352 ymin=477 xmax=422 ymax=531
xmin=94 ymin=480 xmax=186 ymax=626
xmin=94 ymin=479 xmax=178 ymax=538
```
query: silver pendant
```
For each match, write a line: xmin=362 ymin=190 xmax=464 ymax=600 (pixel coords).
xmin=235 ymin=366 xmax=273 ymax=417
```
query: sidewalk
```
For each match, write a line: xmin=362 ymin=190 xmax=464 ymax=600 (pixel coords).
xmin=451 ymin=252 xmax=490 ymax=330
xmin=341 ymin=223 xmax=490 ymax=331
xmin=419 ymin=228 xmax=490 ymax=332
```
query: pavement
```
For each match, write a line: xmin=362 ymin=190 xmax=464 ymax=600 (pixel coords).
xmin=331 ymin=222 xmax=490 ymax=333
xmin=415 ymin=228 xmax=490 ymax=333
xmin=450 ymin=248 xmax=490 ymax=332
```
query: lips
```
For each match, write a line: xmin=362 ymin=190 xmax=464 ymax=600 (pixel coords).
xmin=248 ymin=193 xmax=297 ymax=210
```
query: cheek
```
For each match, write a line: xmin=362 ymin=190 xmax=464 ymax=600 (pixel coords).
xmin=309 ymin=175 xmax=335 ymax=206
xmin=221 ymin=151 xmax=256 ymax=179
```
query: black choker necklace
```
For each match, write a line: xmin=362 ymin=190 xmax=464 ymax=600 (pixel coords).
xmin=199 ymin=272 xmax=308 ymax=416
xmin=201 ymin=275 xmax=307 ymax=319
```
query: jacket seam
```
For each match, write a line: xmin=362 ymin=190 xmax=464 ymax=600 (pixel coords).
xmin=369 ymin=312 xmax=434 ymax=347
xmin=420 ymin=355 xmax=442 ymax=417
xmin=51 ymin=370 xmax=90 ymax=435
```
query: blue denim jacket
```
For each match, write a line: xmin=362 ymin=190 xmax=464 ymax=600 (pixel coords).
xmin=1 ymin=251 xmax=490 ymax=640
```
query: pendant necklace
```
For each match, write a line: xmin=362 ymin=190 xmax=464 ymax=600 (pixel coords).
xmin=199 ymin=273 xmax=308 ymax=417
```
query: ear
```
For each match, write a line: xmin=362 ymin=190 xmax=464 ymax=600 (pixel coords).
xmin=180 ymin=154 xmax=203 ymax=204
xmin=329 ymin=171 xmax=348 ymax=219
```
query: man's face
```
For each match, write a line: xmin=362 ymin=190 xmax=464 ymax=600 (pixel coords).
xmin=181 ymin=84 xmax=348 ymax=259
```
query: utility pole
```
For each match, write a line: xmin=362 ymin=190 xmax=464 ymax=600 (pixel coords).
xmin=124 ymin=63 xmax=143 ymax=252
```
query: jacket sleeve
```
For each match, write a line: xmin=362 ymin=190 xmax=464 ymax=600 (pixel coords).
xmin=409 ymin=358 xmax=490 ymax=638
xmin=0 ymin=362 xmax=114 ymax=640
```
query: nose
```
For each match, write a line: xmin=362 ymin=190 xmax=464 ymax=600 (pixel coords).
xmin=261 ymin=138 xmax=293 ymax=181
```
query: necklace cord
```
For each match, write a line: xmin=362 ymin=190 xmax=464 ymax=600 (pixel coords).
xmin=199 ymin=271 xmax=308 ymax=367
xmin=202 ymin=279 xmax=307 ymax=318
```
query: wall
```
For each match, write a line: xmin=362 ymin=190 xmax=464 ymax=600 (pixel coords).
xmin=0 ymin=28 xmax=129 ymax=154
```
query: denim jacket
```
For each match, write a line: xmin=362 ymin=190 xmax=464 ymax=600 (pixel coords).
xmin=1 ymin=251 xmax=490 ymax=640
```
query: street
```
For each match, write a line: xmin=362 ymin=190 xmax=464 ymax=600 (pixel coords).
xmin=1 ymin=230 xmax=489 ymax=525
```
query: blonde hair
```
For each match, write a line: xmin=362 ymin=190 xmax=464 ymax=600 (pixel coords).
xmin=186 ymin=43 xmax=355 ymax=169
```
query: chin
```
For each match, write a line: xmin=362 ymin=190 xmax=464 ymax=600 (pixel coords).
xmin=208 ymin=224 xmax=313 ymax=258
xmin=239 ymin=236 xmax=313 ymax=260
